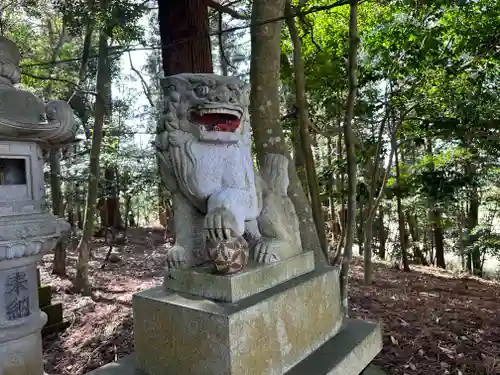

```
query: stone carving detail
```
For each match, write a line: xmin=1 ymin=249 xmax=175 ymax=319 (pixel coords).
xmin=207 ymin=236 xmax=248 ymax=275
xmin=4 ymin=270 xmax=30 ymax=321
xmin=252 ymin=154 xmax=302 ymax=263
xmin=0 ymin=36 xmax=75 ymax=375
xmin=0 ymin=36 xmax=76 ymax=146
xmin=156 ymin=73 xmax=302 ymax=273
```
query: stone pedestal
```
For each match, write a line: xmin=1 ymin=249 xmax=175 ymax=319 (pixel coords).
xmin=135 ymin=266 xmax=342 ymax=375
xmin=87 ymin=319 xmax=383 ymax=375
xmin=87 ymin=260 xmax=382 ymax=375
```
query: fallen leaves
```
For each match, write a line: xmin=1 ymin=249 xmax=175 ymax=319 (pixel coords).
xmin=349 ymin=257 xmax=500 ymax=375
xmin=40 ymin=235 xmax=500 ymax=375
xmin=41 ymin=227 xmax=165 ymax=375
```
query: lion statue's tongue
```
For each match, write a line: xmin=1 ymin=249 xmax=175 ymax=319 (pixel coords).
xmin=195 ymin=113 xmax=241 ymax=132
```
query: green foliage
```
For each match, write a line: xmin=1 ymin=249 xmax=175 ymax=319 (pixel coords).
xmin=1 ymin=0 xmax=159 ymax=226
xmin=467 ymin=226 xmax=500 ymax=263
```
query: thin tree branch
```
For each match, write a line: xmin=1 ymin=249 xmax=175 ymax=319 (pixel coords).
xmin=23 ymin=72 xmax=97 ymax=98
xmin=22 ymin=0 xmax=360 ymax=68
xmin=367 ymin=102 xmax=417 ymax=221
xmin=128 ymin=51 xmax=154 ymax=107
xmin=23 ymin=72 xmax=77 ymax=86
xmin=218 ymin=11 xmax=236 ymax=74
xmin=205 ymin=0 xmax=250 ymax=20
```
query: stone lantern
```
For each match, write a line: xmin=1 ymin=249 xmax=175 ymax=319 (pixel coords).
xmin=0 ymin=36 xmax=76 ymax=375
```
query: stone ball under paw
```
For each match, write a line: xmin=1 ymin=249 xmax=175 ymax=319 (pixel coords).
xmin=207 ymin=237 xmax=249 ymax=275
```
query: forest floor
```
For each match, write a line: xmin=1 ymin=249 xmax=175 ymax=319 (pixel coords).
xmin=40 ymin=227 xmax=500 ymax=375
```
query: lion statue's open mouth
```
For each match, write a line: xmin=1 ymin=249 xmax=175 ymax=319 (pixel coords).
xmin=189 ymin=106 xmax=242 ymax=133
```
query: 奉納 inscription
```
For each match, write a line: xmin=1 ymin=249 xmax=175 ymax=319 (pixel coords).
xmin=4 ymin=270 xmax=30 ymax=320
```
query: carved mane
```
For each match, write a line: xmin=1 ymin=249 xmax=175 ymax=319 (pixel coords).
xmin=156 ymin=73 xmax=253 ymax=213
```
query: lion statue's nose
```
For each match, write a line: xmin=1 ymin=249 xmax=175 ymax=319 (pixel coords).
xmin=210 ymin=88 xmax=231 ymax=103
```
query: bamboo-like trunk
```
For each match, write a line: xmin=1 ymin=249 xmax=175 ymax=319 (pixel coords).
xmin=286 ymin=3 xmax=328 ymax=258
xmin=74 ymin=6 xmax=111 ymax=295
xmin=51 ymin=149 xmax=66 ymax=276
xmin=340 ymin=0 xmax=359 ymax=317
xmin=395 ymin=147 xmax=410 ymax=272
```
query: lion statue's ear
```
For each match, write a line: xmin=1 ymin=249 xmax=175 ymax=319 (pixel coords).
xmin=240 ymin=84 xmax=251 ymax=107
xmin=161 ymin=75 xmax=190 ymax=94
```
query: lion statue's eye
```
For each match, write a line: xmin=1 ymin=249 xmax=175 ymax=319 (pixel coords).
xmin=195 ymin=85 xmax=210 ymax=97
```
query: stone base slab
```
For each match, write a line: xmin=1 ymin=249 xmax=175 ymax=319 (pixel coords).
xmin=0 ymin=312 xmax=47 ymax=375
xmin=165 ymin=251 xmax=314 ymax=302
xmin=85 ymin=319 xmax=382 ymax=375
xmin=285 ymin=319 xmax=382 ymax=375
xmin=133 ymin=266 xmax=342 ymax=375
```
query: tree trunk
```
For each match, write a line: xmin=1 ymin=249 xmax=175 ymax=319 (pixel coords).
xmin=51 ymin=149 xmax=66 ymax=276
xmin=425 ymin=139 xmax=445 ymax=269
xmin=157 ymin=0 xmax=213 ymax=76
xmin=291 ymin=125 xmax=309 ymax=197
xmin=250 ymin=0 xmax=325 ymax=265
xmin=74 ymin=7 xmax=111 ymax=295
xmin=104 ymin=166 xmax=123 ymax=230
xmin=286 ymin=3 xmax=328 ymax=257
xmin=363 ymin=218 xmax=374 ymax=284
xmin=326 ymin=138 xmax=338 ymax=252
xmin=77 ymin=199 xmax=83 ymax=229
xmin=66 ymin=183 xmax=75 ymax=227
xmin=363 ymin=195 xmax=375 ymax=284
xmin=466 ymin=165 xmax=481 ymax=276
xmin=395 ymin=147 xmax=410 ymax=272
xmin=124 ymin=195 xmax=132 ymax=233
xmin=43 ymin=21 xmax=67 ymax=277
xmin=432 ymin=209 xmax=446 ymax=268
xmin=98 ymin=197 xmax=107 ymax=236
xmin=158 ymin=182 xmax=167 ymax=226
xmin=357 ymin=198 xmax=364 ymax=254
xmin=407 ymin=212 xmax=429 ymax=266
xmin=340 ymin=0 xmax=359 ymax=316
xmin=68 ymin=2 xmax=94 ymax=130
xmin=286 ymin=87 xmax=309 ymax=197
xmin=218 ymin=11 xmax=228 ymax=76
xmin=332 ymin=134 xmax=345 ymax=264
xmin=362 ymin=101 xmax=392 ymax=275
xmin=377 ymin=207 xmax=387 ymax=259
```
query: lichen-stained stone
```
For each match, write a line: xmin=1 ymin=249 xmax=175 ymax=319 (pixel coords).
xmin=133 ymin=266 xmax=342 ymax=375
xmin=156 ymin=73 xmax=304 ymax=272
xmin=165 ymin=251 xmax=315 ymax=302
xmin=286 ymin=319 xmax=383 ymax=375
xmin=0 ymin=35 xmax=75 ymax=375
xmin=86 ymin=318 xmax=383 ymax=375
xmin=1 ymin=313 xmax=47 ymax=375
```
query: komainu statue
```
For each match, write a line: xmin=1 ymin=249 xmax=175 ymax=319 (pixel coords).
xmin=155 ymin=73 xmax=302 ymax=274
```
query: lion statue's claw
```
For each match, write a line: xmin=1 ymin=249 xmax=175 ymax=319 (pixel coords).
xmin=252 ymin=239 xmax=280 ymax=264
xmin=204 ymin=207 xmax=239 ymax=242
xmin=166 ymin=245 xmax=196 ymax=270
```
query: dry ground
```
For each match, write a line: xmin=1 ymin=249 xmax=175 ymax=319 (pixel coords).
xmin=40 ymin=227 xmax=500 ymax=375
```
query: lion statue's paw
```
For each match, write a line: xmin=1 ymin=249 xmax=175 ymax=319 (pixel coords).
xmin=251 ymin=239 xmax=282 ymax=264
xmin=204 ymin=207 xmax=239 ymax=241
xmin=166 ymin=245 xmax=196 ymax=270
